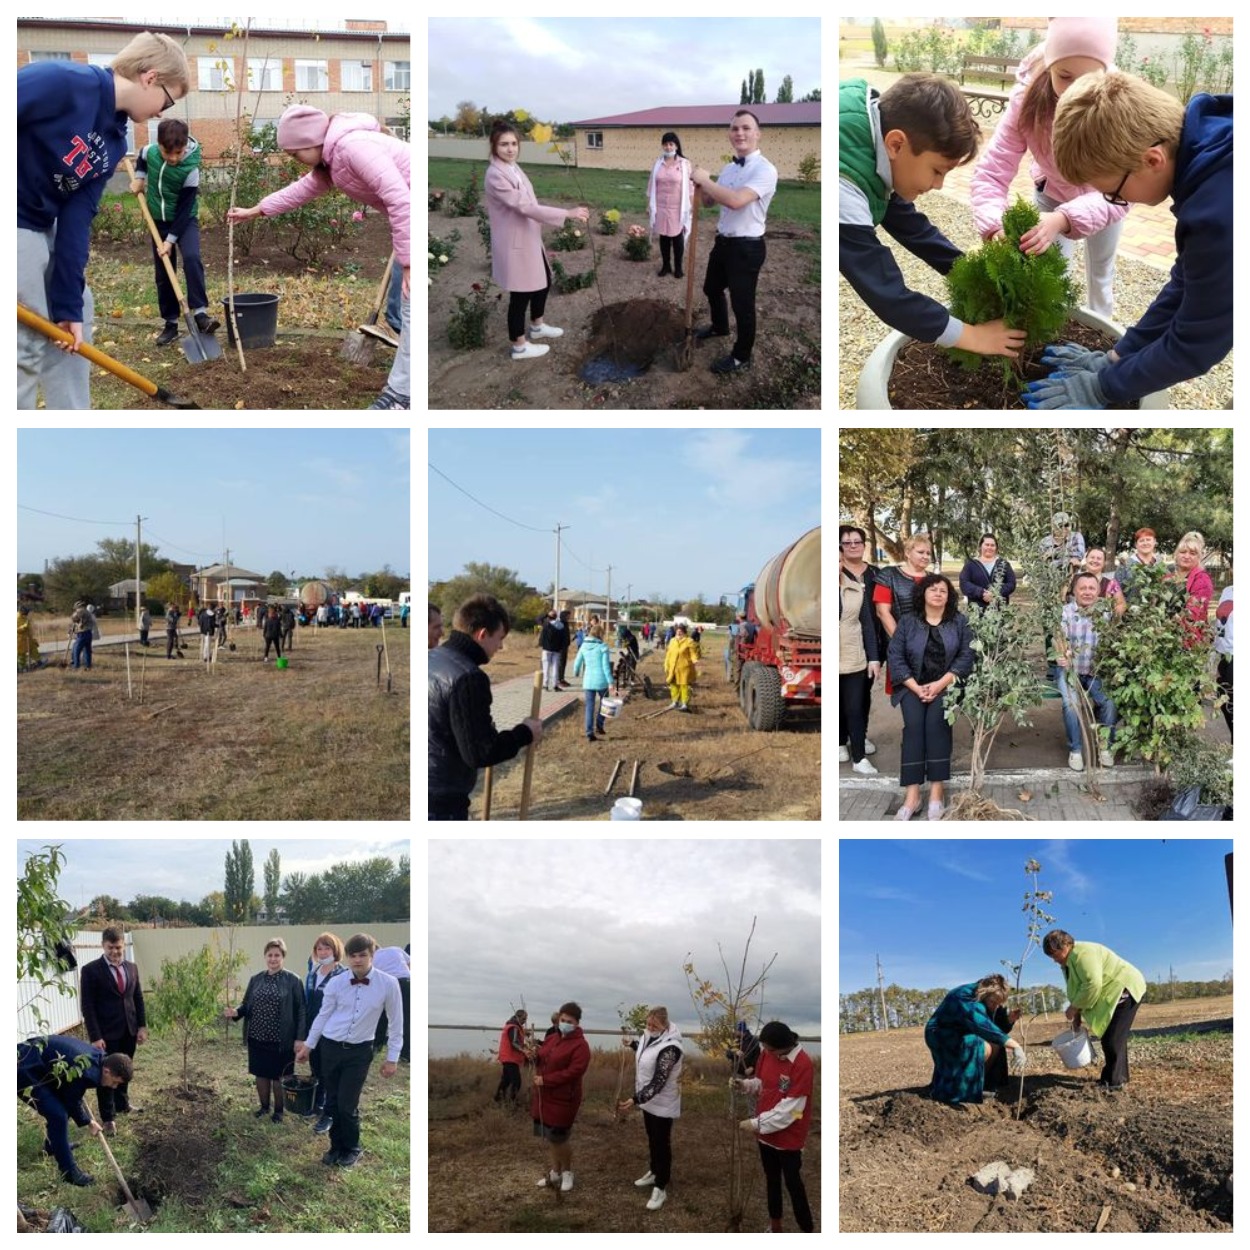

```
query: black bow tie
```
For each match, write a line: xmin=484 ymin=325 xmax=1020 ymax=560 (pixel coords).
xmin=351 ymin=977 xmax=370 ymax=986
xmin=732 ymin=156 xmax=746 ymax=166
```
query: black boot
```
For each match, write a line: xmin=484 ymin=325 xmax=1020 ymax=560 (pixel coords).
xmin=673 ymin=233 xmax=685 ymax=278
xmin=155 ymin=322 xmax=179 ymax=347
xmin=195 ymin=311 xmax=221 ymax=335
xmin=657 ymin=235 xmax=672 ymax=276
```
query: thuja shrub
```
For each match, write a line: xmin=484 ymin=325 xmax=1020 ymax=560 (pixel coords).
xmin=945 ymin=197 xmax=1078 ymax=372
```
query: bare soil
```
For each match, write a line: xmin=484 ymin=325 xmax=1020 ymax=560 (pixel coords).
xmin=888 ymin=318 xmax=1141 ymax=410
xmin=840 ymin=997 xmax=1233 ymax=1233
xmin=474 ymin=645 xmax=820 ymax=821
xmin=427 ymin=209 xmax=820 ymax=410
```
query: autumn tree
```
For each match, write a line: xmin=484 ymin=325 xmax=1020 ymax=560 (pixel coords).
xmin=224 ymin=840 xmax=254 ymax=923
xmin=263 ymin=849 xmax=281 ymax=917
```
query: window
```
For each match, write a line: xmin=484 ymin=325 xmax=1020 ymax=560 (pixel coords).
xmin=387 ymin=117 xmax=410 ymax=141
xmin=384 ymin=60 xmax=410 ymax=91
xmin=247 ymin=57 xmax=281 ymax=91
xmin=586 ymin=131 xmax=603 ymax=149
xmin=198 ymin=56 xmax=227 ymax=91
xmin=30 ymin=51 xmax=72 ymax=61
xmin=295 ymin=60 xmax=328 ymax=92
xmin=341 ymin=60 xmax=372 ymax=92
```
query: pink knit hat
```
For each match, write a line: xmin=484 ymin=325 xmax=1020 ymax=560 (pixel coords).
xmin=276 ymin=104 xmax=330 ymax=150
xmin=1044 ymin=17 xmax=1117 ymax=71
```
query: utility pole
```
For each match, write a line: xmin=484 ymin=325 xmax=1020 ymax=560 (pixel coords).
xmin=224 ymin=546 xmax=232 ymax=616
xmin=135 ymin=514 xmax=148 ymax=630
xmin=625 ymin=582 xmax=632 ymax=622
xmin=553 ymin=523 xmax=568 ymax=613
xmin=606 ymin=564 xmax=613 ymax=631
xmin=875 ymin=954 xmax=889 ymax=1031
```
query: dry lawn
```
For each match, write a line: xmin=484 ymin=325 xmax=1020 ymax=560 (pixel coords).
xmin=17 ymin=624 xmax=410 ymax=819
xmin=429 ymin=1050 xmax=821 ymax=1232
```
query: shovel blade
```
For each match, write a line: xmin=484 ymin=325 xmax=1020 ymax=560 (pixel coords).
xmin=180 ymin=332 xmax=222 ymax=364
xmin=124 ymin=1197 xmax=155 ymax=1223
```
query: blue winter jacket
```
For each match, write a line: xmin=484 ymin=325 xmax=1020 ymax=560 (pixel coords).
xmin=572 ymin=636 xmax=613 ymax=691
xmin=17 ymin=63 xmax=129 ymax=322
xmin=1101 ymin=93 xmax=1233 ymax=404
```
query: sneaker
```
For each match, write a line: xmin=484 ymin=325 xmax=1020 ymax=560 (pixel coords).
xmin=894 ymin=805 xmax=917 ymax=821
xmin=694 ymin=325 xmax=729 ymax=342
xmin=254 ymin=1107 xmax=270 ymax=1118
xmin=102 ymin=1122 xmax=117 ymax=1137
xmin=336 ymin=1148 xmax=363 ymax=1168
xmin=657 ymin=264 xmax=672 ymax=277
xmin=320 ymin=1148 xmax=342 ymax=1166
xmin=271 ymin=1109 xmax=284 ymax=1123
xmin=711 ymin=354 xmax=751 ymax=375
xmin=560 ymin=1171 xmax=574 ymax=1193
xmin=864 ymin=738 xmax=878 ymax=755
xmin=1068 ymin=751 xmax=1085 ymax=772
xmin=586 ymin=735 xmax=597 ymax=744
xmin=155 ymin=322 xmax=179 ymax=347
xmin=678 ymin=703 xmax=692 ymax=712
xmin=635 ymin=1170 xmax=656 ymax=1188
xmin=646 ymin=1186 xmax=667 ymax=1211
xmin=927 ymin=800 xmax=945 ymax=821
xmin=61 ymin=1168 xmax=95 ymax=1187
xmin=537 ymin=1170 xmax=560 ymax=1188
xmin=511 ymin=342 xmax=549 ymax=360
xmin=367 ymin=384 xmax=410 ymax=409
xmin=852 ymin=757 xmax=879 ymax=775
xmin=838 ymin=745 xmax=850 ymax=763
xmin=312 ymin=1115 xmax=333 ymax=1135
xmin=668 ymin=700 xmax=679 ymax=709
xmin=529 ymin=322 xmax=564 ymax=339
xmin=194 ymin=312 xmax=221 ymax=335
xmin=1099 ymin=748 xmax=1115 ymax=768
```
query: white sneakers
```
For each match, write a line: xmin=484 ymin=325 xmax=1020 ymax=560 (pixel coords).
xmin=537 ymin=1170 xmax=559 ymax=1188
xmin=838 ymin=745 xmax=850 ymax=762
xmin=538 ymin=1170 xmax=574 ymax=1191
xmin=1099 ymin=747 xmax=1115 ymax=767
xmin=841 ymin=739 xmax=876 ymax=763
xmin=529 ymin=322 xmax=564 ymax=338
xmin=1068 ymin=751 xmax=1085 ymax=772
xmin=851 ymin=757 xmax=878 ymax=775
xmin=561 ymin=1171 xmax=574 ymax=1192
xmin=512 ymin=342 xmax=549 ymax=361
xmin=635 ymin=1170 xmax=656 ymax=1188
xmin=646 ymin=1186 xmax=667 ymax=1211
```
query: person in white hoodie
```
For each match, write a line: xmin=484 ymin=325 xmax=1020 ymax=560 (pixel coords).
xmin=618 ymin=1007 xmax=684 ymax=1211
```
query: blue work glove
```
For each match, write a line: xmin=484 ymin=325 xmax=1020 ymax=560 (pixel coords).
xmin=1038 ymin=341 xmax=1109 ymax=374
xmin=1022 ymin=369 xmax=1109 ymax=410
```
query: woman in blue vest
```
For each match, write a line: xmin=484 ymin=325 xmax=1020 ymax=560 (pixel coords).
xmin=618 ymin=1006 xmax=684 ymax=1212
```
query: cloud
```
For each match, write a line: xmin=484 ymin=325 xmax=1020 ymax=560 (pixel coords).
xmin=1039 ymin=841 xmax=1093 ymax=899
xmin=497 ymin=18 xmax=588 ymax=68
xmin=680 ymin=430 xmax=817 ymax=510
xmin=299 ymin=457 xmax=363 ymax=491
xmin=859 ymin=886 xmax=919 ymax=903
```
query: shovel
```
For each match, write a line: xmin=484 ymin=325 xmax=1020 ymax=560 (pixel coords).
xmin=675 ymin=195 xmax=701 ymax=371
xmin=95 ymin=1128 xmax=154 ymax=1223
xmin=342 ymin=253 xmax=396 ymax=363
xmin=121 ymin=156 xmax=221 ymax=364
xmin=19 ymin=304 xmax=201 ymax=408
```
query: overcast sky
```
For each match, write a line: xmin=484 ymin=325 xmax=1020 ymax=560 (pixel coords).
xmin=17 ymin=838 xmax=409 ymax=911
xmin=428 ymin=17 xmax=821 ymax=122
xmin=428 ymin=840 xmax=821 ymax=1036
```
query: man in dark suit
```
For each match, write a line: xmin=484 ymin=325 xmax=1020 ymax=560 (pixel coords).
xmin=79 ymin=926 xmax=147 ymax=1133
xmin=17 ymin=1034 xmax=133 ymax=1186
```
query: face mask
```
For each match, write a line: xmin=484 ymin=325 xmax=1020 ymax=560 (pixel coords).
xmin=317 ymin=955 xmax=334 ymax=966
xmin=558 ymin=1021 xmax=575 ymax=1036
xmin=663 ymin=149 xmax=675 ymax=158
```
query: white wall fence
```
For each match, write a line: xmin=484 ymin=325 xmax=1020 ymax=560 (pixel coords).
xmin=18 ymin=924 xmax=409 ymax=1040
xmin=429 ymin=135 xmax=574 ymax=166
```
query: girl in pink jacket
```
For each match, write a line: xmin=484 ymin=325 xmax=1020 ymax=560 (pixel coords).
xmin=970 ymin=17 xmax=1128 ymax=318
xmin=228 ymin=105 xmax=411 ymax=409
xmin=483 ymin=121 xmax=589 ymax=362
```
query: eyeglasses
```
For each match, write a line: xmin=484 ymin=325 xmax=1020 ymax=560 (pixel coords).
xmin=1102 ymin=139 xmax=1165 ymax=207
xmin=840 ymin=540 xmax=865 ymax=548
xmin=159 ymin=83 xmax=177 ymax=113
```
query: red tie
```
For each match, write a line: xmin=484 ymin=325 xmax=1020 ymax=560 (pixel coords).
xmin=113 ymin=964 xmax=124 ymax=994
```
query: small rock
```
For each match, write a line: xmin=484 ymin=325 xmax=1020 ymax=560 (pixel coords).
xmin=1110 ymin=1166 xmax=1121 ymax=1179
xmin=1123 ymin=1182 xmax=1137 ymax=1193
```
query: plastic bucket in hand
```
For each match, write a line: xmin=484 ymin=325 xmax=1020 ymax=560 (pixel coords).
xmin=280 ymin=1063 xmax=316 ymax=1115
xmin=1051 ymin=1028 xmax=1093 ymax=1069
xmin=222 ymin=294 xmax=280 ymax=348
xmin=611 ymin=797 xmax=642 ymax=820
xmin=601 ymin=697 xmax=623 ymax=718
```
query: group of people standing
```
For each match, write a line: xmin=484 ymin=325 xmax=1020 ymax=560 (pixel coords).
xmin=839 ymin=516 xmax=1232 ymax=817
xmin=493 ymin=1005 xmax=814 ymax=1231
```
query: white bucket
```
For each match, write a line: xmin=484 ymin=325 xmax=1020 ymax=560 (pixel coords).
xmin=601 ymin=697 xmax=623 ymax=718
xmin=610 ymin=797 xmax=642 ymax=821
xmin=1051 ymin=1028 xmax=1094 ymax=1069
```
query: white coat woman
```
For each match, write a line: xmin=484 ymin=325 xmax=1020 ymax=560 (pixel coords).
xmin=617 ymin=1006 xmax=683 ymax=1211
xmin=646 ymin=131 xmax=693 ymax=278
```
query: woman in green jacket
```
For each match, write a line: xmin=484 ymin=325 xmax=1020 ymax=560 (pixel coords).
xmin=1043 ymin=929 xmax=1146 ymax=1090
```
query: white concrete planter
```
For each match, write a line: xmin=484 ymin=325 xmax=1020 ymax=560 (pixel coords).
xmin=855 ymin=306 xmax=1171 ymax=410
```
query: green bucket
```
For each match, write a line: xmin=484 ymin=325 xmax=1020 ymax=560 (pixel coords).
xmin=275 ymin=657 xmax=289 ymax=669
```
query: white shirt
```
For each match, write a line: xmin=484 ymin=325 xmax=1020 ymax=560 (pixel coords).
xmin=1215 ymin=586 xmax=1234 ymax=656
xmin=714 ymin=149 xmax=777 ymax=238
xmin=372 ymin=946 xmax=410 ymax=979
xmin=306 ymin=965 xmax=404 ymax=1062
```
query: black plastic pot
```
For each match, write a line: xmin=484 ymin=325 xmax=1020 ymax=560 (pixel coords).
xmin=222 ymin=294 xmax=280 ymax=349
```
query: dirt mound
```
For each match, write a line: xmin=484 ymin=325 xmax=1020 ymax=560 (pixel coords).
xmin=583 ymin=299 xmax=688 ymax=369
xmin=131 ymin=1084 xmax=225 ymax=1208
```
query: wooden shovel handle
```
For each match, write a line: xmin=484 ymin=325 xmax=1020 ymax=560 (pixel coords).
xmin=684 ymin=197 xmax=700 ymax=332
xmin=94 ymin=1126 xmax=140 ymax=1206
xmin=18 ymin=303 xmax=160 ymax=398
xmin=518 ymin=670 xmax=543 ymax=820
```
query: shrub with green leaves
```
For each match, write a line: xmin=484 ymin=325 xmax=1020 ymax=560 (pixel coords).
xmin=945 ymin=197 xmax=1078 ymax=372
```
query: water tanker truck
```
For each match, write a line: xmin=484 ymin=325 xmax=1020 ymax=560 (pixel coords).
xmin=730 ymin=526 xmax=821 ymax=730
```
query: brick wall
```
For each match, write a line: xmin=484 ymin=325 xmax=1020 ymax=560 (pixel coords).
xmin=1003 ymin=17 xmax=1233 ymax=36
xmin=575 ymin=124 xmax=821 ymax=182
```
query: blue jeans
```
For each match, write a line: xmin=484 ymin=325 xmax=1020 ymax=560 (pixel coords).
xmin=71 ymin=632 xmax=92 ymax=669
xmin=1051 ymin=665 xmax=1117 ymax=753
xmin=584 ymin=688 xmax=607 ymax=738
xmin=385 ymin=259 xmax=403 ymax=332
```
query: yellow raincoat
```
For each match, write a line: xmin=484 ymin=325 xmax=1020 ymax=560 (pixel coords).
xmin=18 ymin=611 xmax=40 ymax=666
xmin=664 ymin=635 xmax=699 ymax=686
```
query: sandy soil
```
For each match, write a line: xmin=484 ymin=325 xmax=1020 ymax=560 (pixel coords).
xmin=840 ymin=997 xmax=1233 ymax=1232
xmin=428 ymin=209 xmax=820 ymax=410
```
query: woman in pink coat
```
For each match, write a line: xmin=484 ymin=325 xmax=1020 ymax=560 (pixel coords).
xmin=483 ymin=121 xmax=589 ymax=362
xmin=227 ymin=105 xmax=411 ymax=410
xmin=646 ymin=131 xmax=693 ymax=279
xmin=970 ymin=17 xmax=1127 ymax=318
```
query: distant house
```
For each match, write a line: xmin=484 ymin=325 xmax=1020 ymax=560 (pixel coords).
xmin=192 ymin=563 xmax=267 ymax=607
xmin=255 ymin=905 xmax=289 ymax=925
xmin=569 ymin=102 xmax=820 ymax=180
xmin=107 ymin=578 xmax=146 ymax=613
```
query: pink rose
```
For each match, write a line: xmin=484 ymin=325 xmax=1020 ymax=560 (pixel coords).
xmin=330 ymin=219 xmax=339 ymax=227
xmin=352 ymin=210 xmax=364 ymax=222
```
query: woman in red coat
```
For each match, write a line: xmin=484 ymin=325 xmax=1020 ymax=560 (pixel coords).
xmin=734 ymin=1020 xmax=815 ymax=1232
xmin=527 ymin=1000 xmax=591 ymax=1193
xmin=483 ymin=121 xmax=589 ymax=362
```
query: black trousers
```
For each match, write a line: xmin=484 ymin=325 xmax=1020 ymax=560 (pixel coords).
xmin=373 ymin=976 xmax=410 ymax=1061
xmin=320 ymin=1038 xmax=374 ymax=1153
xmin=309 ymin=1041 xmax=333 ymax=1115
xmin=165 ymin=628 xmax=179 ymax=658
xmin=96 ymin=1031 xmax=137 ymax=1121
xmin=1218 ymin=656 xmax=1233 ymax=739
xmin=495 ymin=1061 xmax=522 ymax=1101
xmin=507 ymin=256 xmax=554 ymax=341
xmin=839 ymin=669 xmax=871 ymax=762
xmin=1099 ymin=993 xmax=1141 ymax=1087
xmin=643 ymin=1110 xmax=674 ymax=1188
xmin=898 ymin=689 xmax=954 ymax=786
xmin=702 ymin=235 xmax=766 ymax=362
xmin=152 ymin=217 xmax=210 ymax=322
xmin=263 ymin=635 xmax=283 ymax=659
xmin=658 ymin=232 xmax=685 ymax=274
xmin=758 ymin=1143 xmax=813 ymax=1231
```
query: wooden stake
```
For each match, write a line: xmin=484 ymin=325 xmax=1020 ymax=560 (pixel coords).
xmin=482 ymin=767 xmax=494 ymax=821
xmin=139 ymin=651 xmax=146 ymax=705
xmin=518 ymin=670 xmax=543 ymax=820
xmin=628 ymin=759 xmax=641 ymax=796
xmin=604 ymin=758 xmax=625 ymax=795
xmin=381 ymin=617 xmax=392 ymax=691
xmin=124 ymin=642 xmax=133 ymax=699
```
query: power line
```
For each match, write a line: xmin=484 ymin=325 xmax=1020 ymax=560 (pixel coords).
xmin=144 ymin=530 xmax=220 ymax=560
xmin=429 ymin=463 xmax=551 ymax=533
xmin=18 ymin=503 xmax=130 ymax=525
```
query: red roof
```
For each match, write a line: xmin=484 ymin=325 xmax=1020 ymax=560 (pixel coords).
xmin=570 ymin=102 xmax=820 ymax=128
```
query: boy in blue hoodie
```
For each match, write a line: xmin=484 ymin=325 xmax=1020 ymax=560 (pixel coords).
xmin=1026 ymin=70 xmax=1233 ymax=409
xmin=17 ymin=31 xmax=190 ymax=409
xmin=130 ymin=117 xmax=219 ymax=347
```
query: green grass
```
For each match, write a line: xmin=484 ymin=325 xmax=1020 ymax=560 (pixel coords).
xmin=429 ymin=157 xmax=821 ymax=231
xmin=17 ymin=1031 xmax=409 ymax=1232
